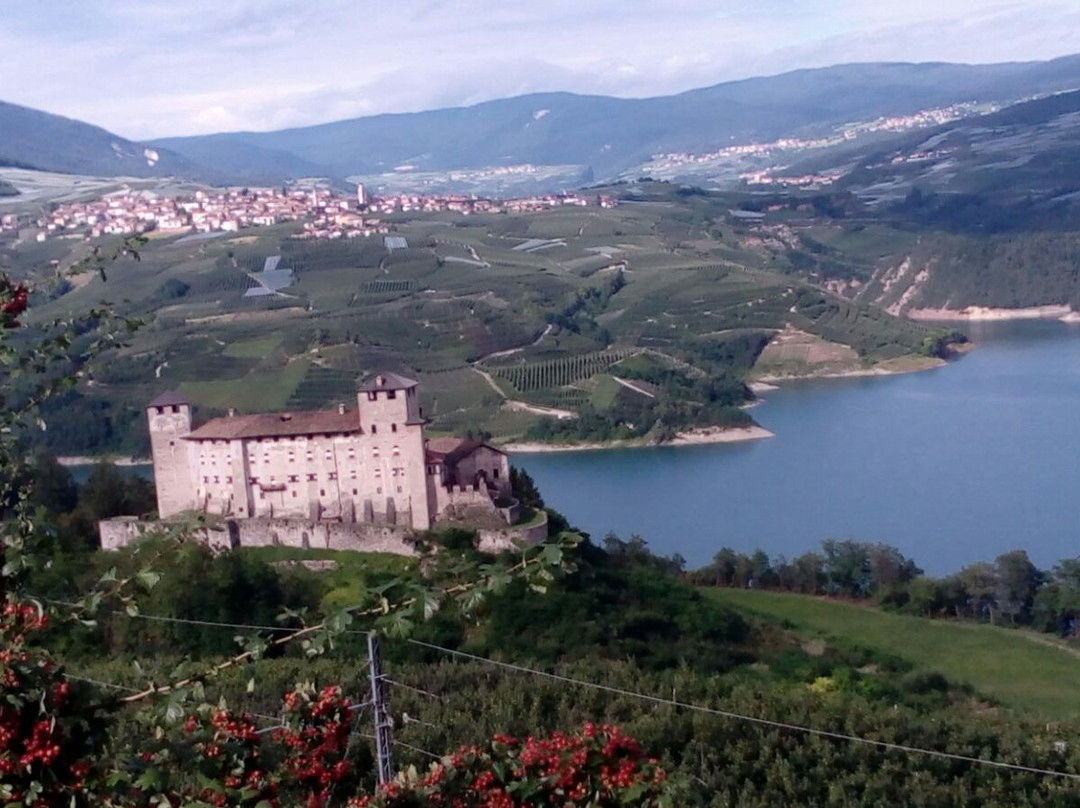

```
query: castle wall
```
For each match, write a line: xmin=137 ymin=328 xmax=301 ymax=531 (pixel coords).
xmin=99 ymin=517 xmax=419 ymax=556
xmin=477 ymin=511 xmax=550 ymax=553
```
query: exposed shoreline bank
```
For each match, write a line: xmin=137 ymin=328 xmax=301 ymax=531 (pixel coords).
xmin=907 ymin=304 xmax=1078 ymax=322
xmin=504 ymin=425 xmax=774 ymax=454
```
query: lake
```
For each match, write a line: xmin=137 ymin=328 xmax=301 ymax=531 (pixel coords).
xmin=514 ymin=321 xmax=1080 ymax=575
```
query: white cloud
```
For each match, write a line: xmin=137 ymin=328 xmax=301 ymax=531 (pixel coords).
xmin=0 ymin=0 xmax=1079 ymax=139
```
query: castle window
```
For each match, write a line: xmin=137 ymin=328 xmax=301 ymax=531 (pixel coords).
xmin=213 ymin=476 xmax=219 ymax=484
xmin=352 ymin=488 xmax=358 ymax=495
xmin=227 ymin=476 xmax=233 ymax=484
xmin=320 ymin=489 xmax=325 ymax=496
xmin=377 ymin=486 xmax=382 ymax=494
xmin=251 ymin=476 xmax=259 ymax=484
xmin=391 ymin=423 xmax=397 ymax=433
xmin=155 ymin=406 xmax=164 ymax=415
xmin=371 ymin=425 xmax=377 ymax=435
xmin=259 ymin=492 xmax=265 ymax=500
xmin=288 ymin=475 xmax=299 ymax=483
xmin=392 ymin=446 xmax=400 ymax=456
xmin=203 ymin=476 xmax=209 ymax=484
xmin=292 ymin=491 xmax=297 ymax=498
xmin=171 ymin=405 xmax=180 ymax=413
xmin=169 ymin=440 xmax=175 ymax=447
xmin=306 ymin=452 xmax=313 ymax=462
xmin=350 ymin=469 xmax=357 ymax=479
xmin=396 ymin=486 xmax=402 ymax=494
xmin=307 ymin=473 xmax=317 ymax=482
xmin=387 ymin=390 xmax=396 ymax=399
xmin=493 ymin=469 xmax=499 ymax=478
xmin=328 ymin=472 xmax=338 ymax=481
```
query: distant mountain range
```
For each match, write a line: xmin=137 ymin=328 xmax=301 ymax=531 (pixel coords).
xmin=5 ymin=55 xmax=1080 ymax=191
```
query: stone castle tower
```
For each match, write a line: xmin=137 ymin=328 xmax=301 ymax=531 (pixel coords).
xmin=146 ymin=390 xmax=197 ymax=518
xmin=354 ymin=373 xmax=431 ymax=529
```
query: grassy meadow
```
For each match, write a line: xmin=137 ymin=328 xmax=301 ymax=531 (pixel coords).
xmin=706 ymin=587 xmax=1080 ymax=720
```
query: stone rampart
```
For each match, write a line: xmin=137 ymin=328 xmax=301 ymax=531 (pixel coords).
xmin=477 ymin=511 xmax=549 ymax=553
xmin=100 ymin=512 xmax=546 ymax=556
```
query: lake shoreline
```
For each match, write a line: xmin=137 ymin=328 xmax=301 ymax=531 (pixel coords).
xmin=504 ymin=425 xmax=774 ymax=454
xmin=907 ymin=304 xmax=1078 ymax=322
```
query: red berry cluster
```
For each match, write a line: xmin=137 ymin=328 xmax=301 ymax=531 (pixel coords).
xmin=348 ymin=723 xmax=674 ymax=808
xmin=0 ymin=597 xmax=96 ymax=807
xmin=0 ymin=276 xmax=29 ymax=329
xmin=273 ymin=684 xmax=354 ymax=808
xmin=112 ymin=683 xmax=358 ymax=808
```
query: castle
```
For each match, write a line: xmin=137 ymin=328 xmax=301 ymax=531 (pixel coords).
xmin=145 ymin=373 xmax=513 ymax=530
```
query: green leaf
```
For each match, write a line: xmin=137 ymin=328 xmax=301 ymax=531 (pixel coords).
xmin=137 ymin=569 xmax=162 ymax=590
xmin=540 ymin=544 xmax=564 ymax=567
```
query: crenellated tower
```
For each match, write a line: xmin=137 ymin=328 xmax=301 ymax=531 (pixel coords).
xmin=356 ymin=373 xmax=430 ymax=529
xmin=146 ymin=390 xmax=197 ymax=518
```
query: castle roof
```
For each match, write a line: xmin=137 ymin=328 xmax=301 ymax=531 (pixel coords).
xmin=185 ymin=408 xmax=359 ymax=441
xmin=148 ymin=390 xmax=191 ymax=408
xmin=357 ymin=372 xmax=418 ymax=393
xmin=425 ymin=436 xmax=506 ymax=466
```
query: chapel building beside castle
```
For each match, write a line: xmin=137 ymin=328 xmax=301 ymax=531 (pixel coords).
xmin=146 ymin=373 xmax=511 ymax=530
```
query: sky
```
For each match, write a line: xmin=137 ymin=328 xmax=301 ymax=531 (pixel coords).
xmin=2 ymin=1 xmax=1080 ymax=140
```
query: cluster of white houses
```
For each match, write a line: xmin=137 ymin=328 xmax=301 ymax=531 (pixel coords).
xmin=145 ymin=373 xmax=513 ymax=532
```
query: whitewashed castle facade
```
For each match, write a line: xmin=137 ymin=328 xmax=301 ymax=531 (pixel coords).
xmin=146 ymin=373 xmax=512 ymax=530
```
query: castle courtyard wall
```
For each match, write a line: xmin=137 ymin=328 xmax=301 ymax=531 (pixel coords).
xmin=99 ymin=513 xmax=547 ymax=557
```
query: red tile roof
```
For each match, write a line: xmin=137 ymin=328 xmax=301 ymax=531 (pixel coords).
xmin=185 ymin=409 xmax=359 ymax=441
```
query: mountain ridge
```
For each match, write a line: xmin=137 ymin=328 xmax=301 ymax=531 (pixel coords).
xmin=6 ymin=55 xmax=1080 ymax=189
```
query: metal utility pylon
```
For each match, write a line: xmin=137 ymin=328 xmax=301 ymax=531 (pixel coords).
xmin=368 ymin=631 xmax=394 ymax=784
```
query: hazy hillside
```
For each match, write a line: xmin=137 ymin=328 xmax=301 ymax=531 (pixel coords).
xmin=6 ymin=55 xmax=1080 ymax=190
xmin=0 ymin=100 xmax=194 ymax=178
xmin=153 ymin=56 xmax=1080 ymax=184
xmin=800 ymin=88 xmax=1080 ymax=214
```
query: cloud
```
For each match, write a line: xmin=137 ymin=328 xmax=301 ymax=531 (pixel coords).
xmin=1 ymin=0 xmax=1079 ymax=139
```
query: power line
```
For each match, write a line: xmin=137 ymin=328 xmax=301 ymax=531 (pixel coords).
xmin=404 ymin=639 xmax=1080 ymax=782
xmin=384 ymin=677 xmax=443 ymax=701
xmin=63 ymin=673 xmax=141 ymax=694
xmin=36 ymin=595 xmax=370 ymax=636
xmin=359 ymin=732 xmax=443 ymax=761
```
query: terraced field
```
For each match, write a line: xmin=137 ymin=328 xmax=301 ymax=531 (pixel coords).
xmin=12 ymin=184 xmax=946 ymax=455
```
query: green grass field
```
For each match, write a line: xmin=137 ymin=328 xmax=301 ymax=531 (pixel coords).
xmin=705 ymin=588 xmax=1080 ymax=719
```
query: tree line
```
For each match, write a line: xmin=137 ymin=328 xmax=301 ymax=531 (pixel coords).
xmin=686 ymin=537 xmax=1080 ymax=635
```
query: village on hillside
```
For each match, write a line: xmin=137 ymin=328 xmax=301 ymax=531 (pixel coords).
xmin=11 ymin=183 xmax=618 ymax=243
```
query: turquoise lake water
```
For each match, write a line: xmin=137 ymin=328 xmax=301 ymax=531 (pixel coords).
xmin=515 ymin=322 xmax=1080 ymax=574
